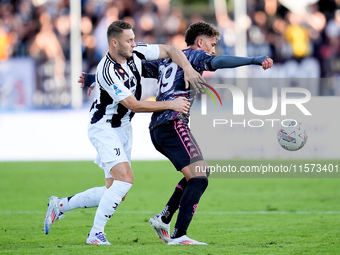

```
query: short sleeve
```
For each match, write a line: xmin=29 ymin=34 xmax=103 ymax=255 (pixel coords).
xmin=134 ymin=43 xmax=160 ymax=61
xmin=189 ymin=50 xmax=216 ymax=72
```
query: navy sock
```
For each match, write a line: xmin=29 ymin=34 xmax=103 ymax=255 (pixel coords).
xmin=161 ymin=177 xmax=188 ymax=224
xmin=171 ymin=177 xmax=208 ymax=238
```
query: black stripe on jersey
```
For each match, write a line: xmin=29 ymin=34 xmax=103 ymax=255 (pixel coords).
xmin=133 ymin=50 xmax=146 ymax=61
xmin=90 ymin=83 xmax=113 ymax=124
xmin=111 ymin=103 xmax=129 ymax=127
xmin=102 ymin=58 xmax=114 ymax=86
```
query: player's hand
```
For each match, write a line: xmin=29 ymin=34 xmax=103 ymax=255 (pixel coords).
xmin=78 ymin=72 xmax=86 ymax=88
xmin=183 ymin=66 xmax=207 ymax=93
xmin=85 ymin=86 xmax=95 ymax=96
xmin=262 ymin=57 xmax=273 ymax=70
xmin=78 ymin=72 xmax=95 ymax=96
xmin=171 ymin=97 xmax=190 ymax=114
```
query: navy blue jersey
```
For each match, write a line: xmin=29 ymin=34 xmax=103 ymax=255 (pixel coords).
xmin=143 ymin=48 xmax=216 ymax=130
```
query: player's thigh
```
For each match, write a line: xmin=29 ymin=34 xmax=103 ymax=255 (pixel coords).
xmin=118 ymin=124 xmax=133 ymax=163
xmin=151 ymin=121 xmax=204 ymax=171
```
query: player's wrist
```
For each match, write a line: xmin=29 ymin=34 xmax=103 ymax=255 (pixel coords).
xmin=169 ymin=100 xmax=176 ymax=111
xmin=252 ymin=56 xmax=268 ymax=66
xmin=84 ymin=73 xmax=96 ymax=88
xmin=182 ymin=64 xmax=194 ymax=73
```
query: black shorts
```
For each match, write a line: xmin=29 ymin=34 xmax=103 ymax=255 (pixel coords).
xmin=150 ymin=120 xmax=204 ymax=171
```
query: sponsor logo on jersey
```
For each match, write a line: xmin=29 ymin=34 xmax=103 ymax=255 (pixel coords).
xmin=113 ymin=85 xmax=122 ymax=95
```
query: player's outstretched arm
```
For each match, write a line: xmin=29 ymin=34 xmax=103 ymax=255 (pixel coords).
xmin=120 ymin=94 xmax=190 ymax=114
xmin=158 ymin=45 xmax=206 ymax=93
xmin=211 ymin=55 xmax=273 ymax=70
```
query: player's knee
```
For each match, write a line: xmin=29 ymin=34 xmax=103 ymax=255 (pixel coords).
xmin=190 ymin=176 xmax=209 ymax=193
xmin=190 ymin=168 xmax=209 ymax=178
xmin=201 ymin=176 xmax=209 ymax=189
xmin=200 ymin=176 xmax=209 ymax=194
xmin=112 ymin=171 xmax=134 ymax=184
xmin=205 ymin=167 xmax=211 ymax=178
xmin=120 ymin=174 xmax=134 ymax=184
xmin=110 ymin=163 xmax=134 ymax=184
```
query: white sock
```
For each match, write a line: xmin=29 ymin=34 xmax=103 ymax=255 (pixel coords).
xmin=89 ymin=181 xmax=132 ymax=236
xmin=59 ymin=186 xmax=106 ymax=213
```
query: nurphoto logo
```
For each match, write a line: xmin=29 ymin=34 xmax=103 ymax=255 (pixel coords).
xmin=199 ymin=83 xmax=222 ymax=106
xmin=200 ymin=84 xmax=312 ymax=128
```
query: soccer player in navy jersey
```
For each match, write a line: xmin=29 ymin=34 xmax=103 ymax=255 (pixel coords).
xmin=145 ymin=21 xmax=273 ymax=245
xmin=43 ymin=20 xmax=206 ymax=245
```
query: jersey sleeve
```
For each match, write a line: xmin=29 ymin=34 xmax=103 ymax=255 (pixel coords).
xmin=210 ymin=55 xmax=267 ymax=69
xmin=189 ymin=50 xmax=216 ymax=72
xmin=134 ymin=43 xmax=160 ymax=61
xmin=142 ymin=61 xmax=159 ymax=79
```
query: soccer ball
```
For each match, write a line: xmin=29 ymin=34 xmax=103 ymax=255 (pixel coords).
xmin=277 ymin=121 xmax=308 ymax=151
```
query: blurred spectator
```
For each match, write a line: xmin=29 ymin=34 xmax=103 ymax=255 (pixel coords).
xmin=81 ymin=15 xmax=100 ymax=72
xmin=1 ymin=0 xmax=340 ymax=109
xmin=162 ymin=7 xmax=187 ymax=39
xmin=134 ymin=1 xmax=159 ymax=43
xmin=93 ymin=5 xmax=119 ymax=57
xmin=0 ymin=20 xmax=12 ymax=60
xmin=152 ymin=0 xmax=170 ymax=18
xmin=214 ymin=0 xmax=237 ymax=55
xmin=29 ymin=10 xmax=68 ymax=107
xmin=54 ymin=9 xmax=70 ymax=59
xmin=323 ymin=9 xmax=340 ymax=78
xmin=284 ymin=11 xmax=311 ymax=58
xmin=167 ymin=33 xmax=187 ymax=50
xmin=325 ymin=9 xmax=340 ymax=39
xmin=29 ymin=11 xmax=65 ymax=79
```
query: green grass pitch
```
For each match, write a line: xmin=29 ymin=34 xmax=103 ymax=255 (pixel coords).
xmin=0 ymin=160 xmax=339 ymax=254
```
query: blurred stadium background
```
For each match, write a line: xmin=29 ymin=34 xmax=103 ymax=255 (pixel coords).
xmin=0 ymin=0 xmax=339 ymax=161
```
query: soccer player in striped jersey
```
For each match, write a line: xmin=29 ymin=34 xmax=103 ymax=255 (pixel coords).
xmin=43 ymin=20 xmax=206 ymax=245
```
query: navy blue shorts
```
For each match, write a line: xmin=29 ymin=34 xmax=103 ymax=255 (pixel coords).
xmin=150 ymin=120 xmax=204 ymax=171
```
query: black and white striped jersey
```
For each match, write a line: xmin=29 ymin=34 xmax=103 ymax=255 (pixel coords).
xmin=89 ymin=43 xmax=160 ymax=127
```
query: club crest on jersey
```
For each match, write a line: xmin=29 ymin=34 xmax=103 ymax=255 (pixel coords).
xmin=113 ymin=85 xmax=122 ymax=95
xmin=119 ymin=69 xmax=124 ymax=73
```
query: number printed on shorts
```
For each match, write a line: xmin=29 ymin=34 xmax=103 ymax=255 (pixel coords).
xmin=160 ymin=62 xmax=178 ymax=94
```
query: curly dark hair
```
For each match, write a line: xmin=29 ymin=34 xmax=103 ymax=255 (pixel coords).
xmin=184 ymin=21 xmax=221 ymax=46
